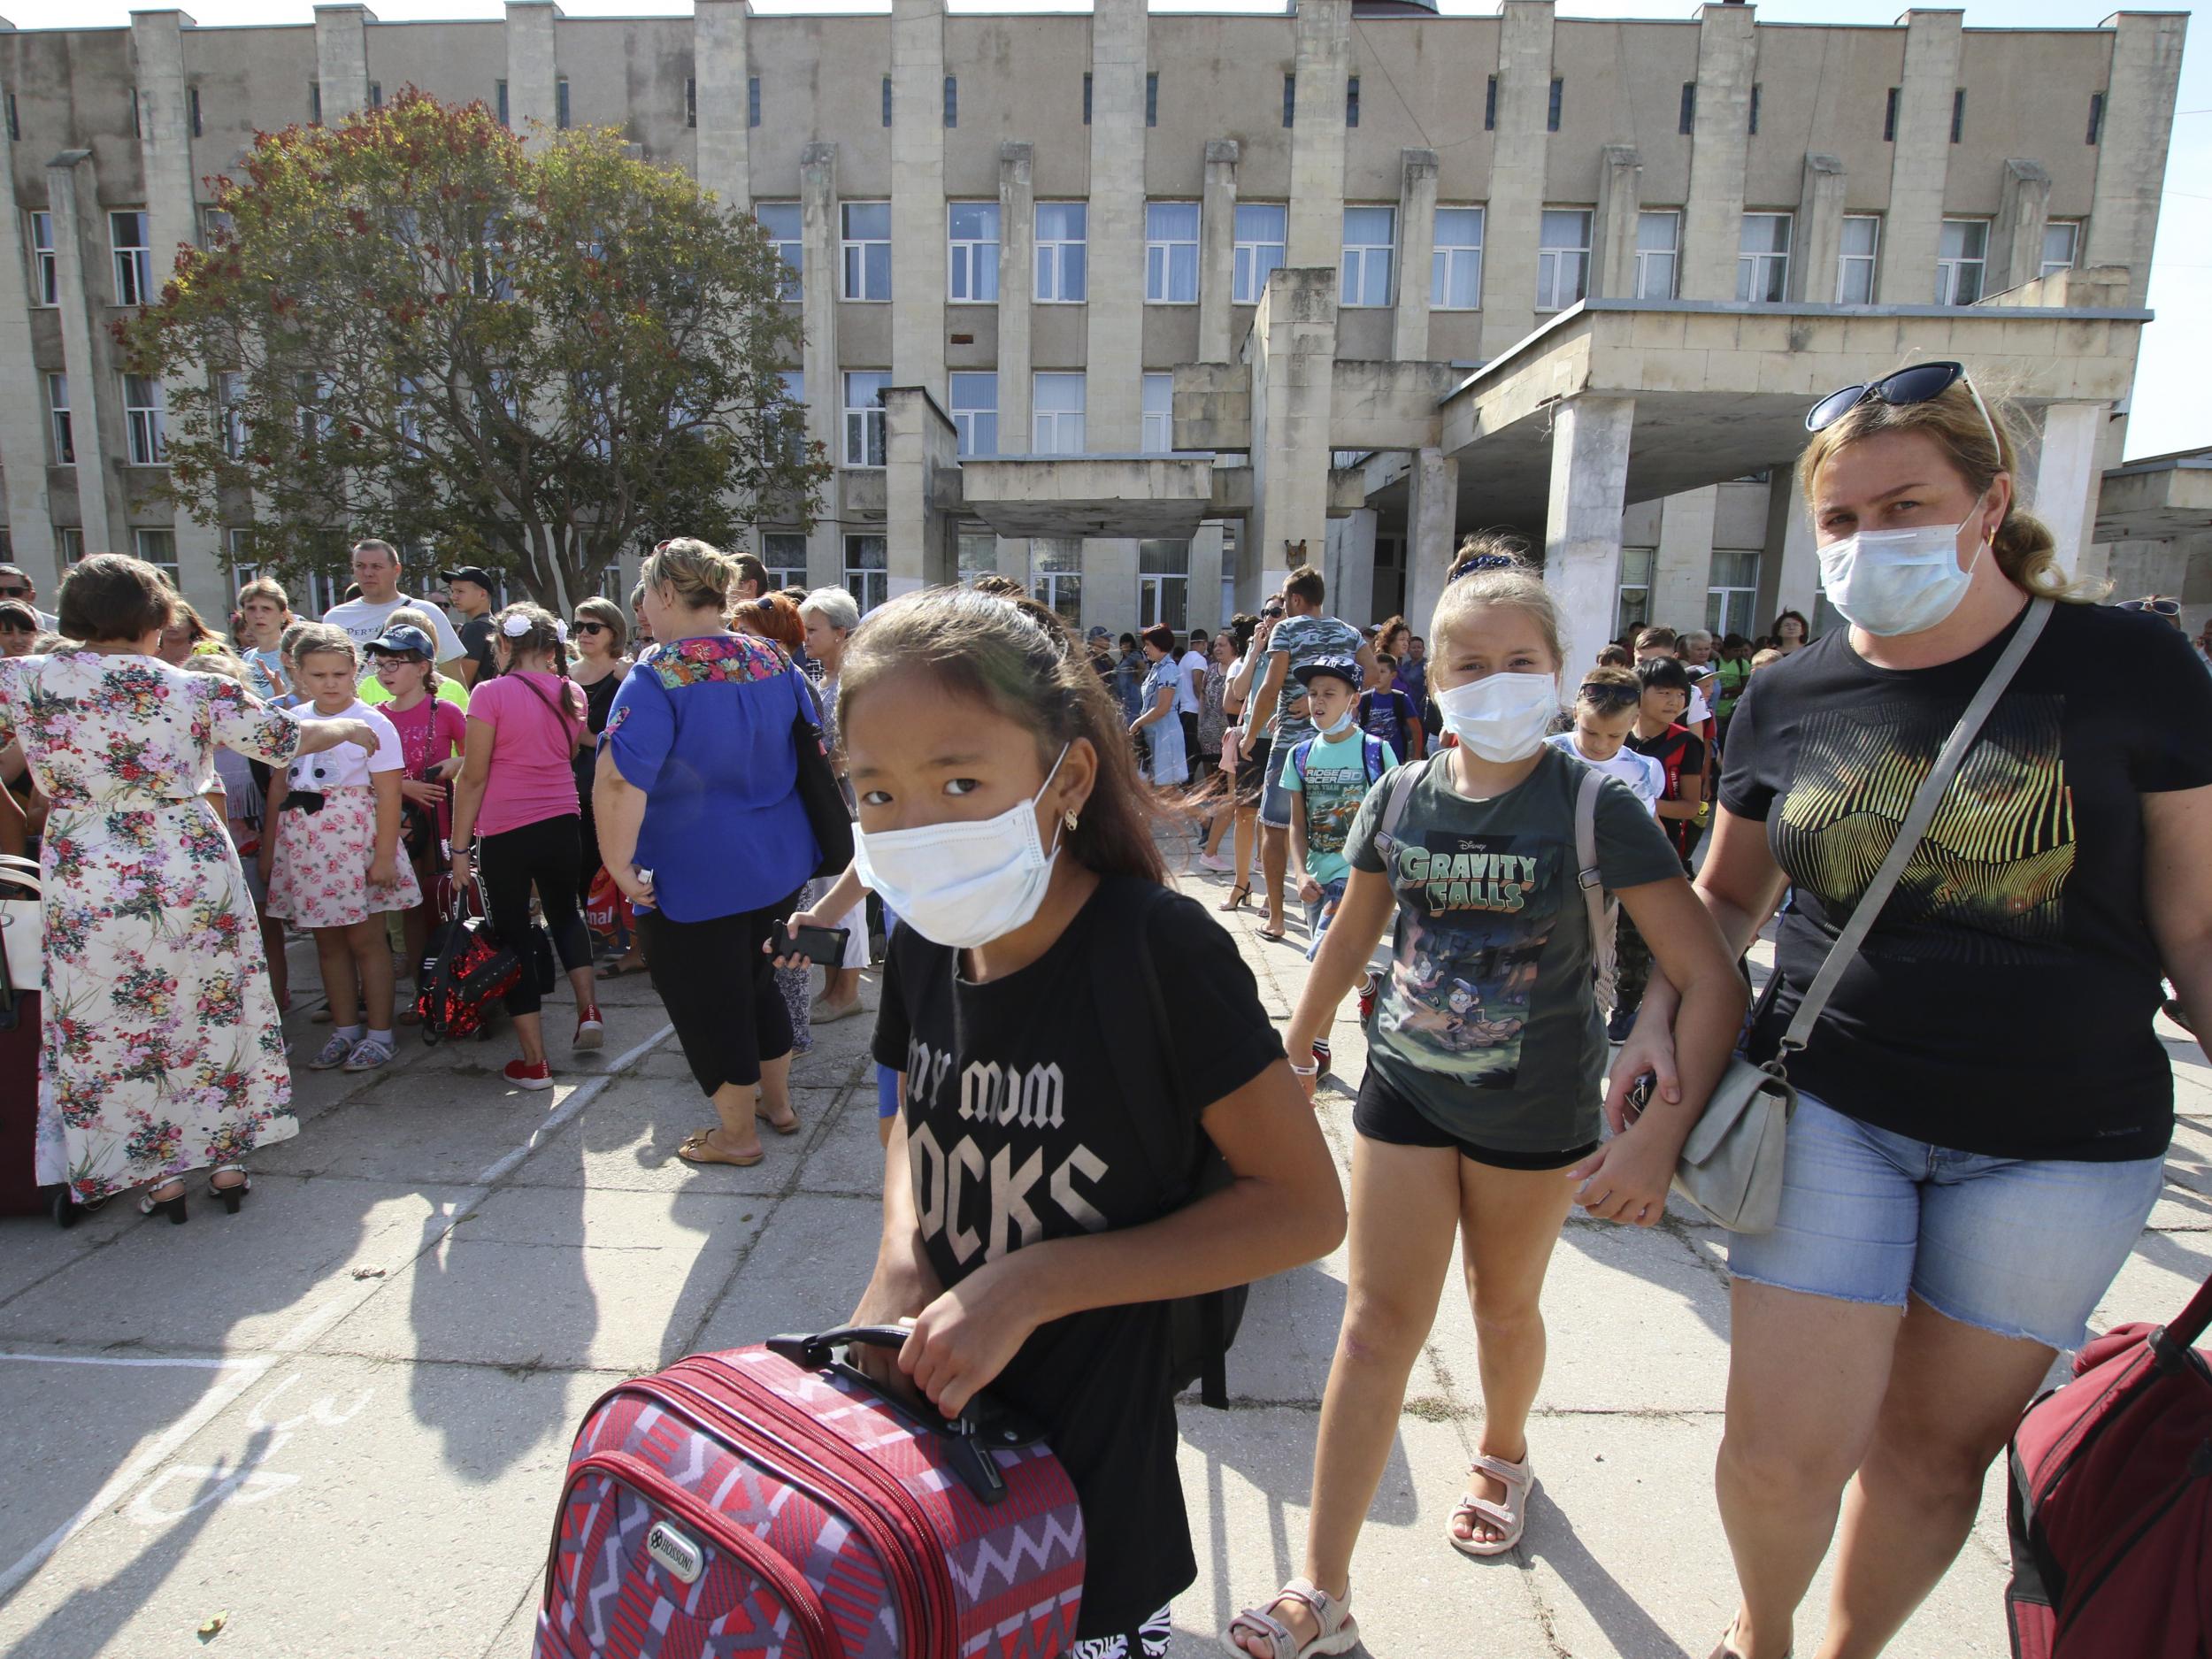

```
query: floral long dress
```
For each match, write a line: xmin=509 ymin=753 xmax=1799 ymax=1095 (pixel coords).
xmin=0 ymin=650 xmax=303 ymax=1203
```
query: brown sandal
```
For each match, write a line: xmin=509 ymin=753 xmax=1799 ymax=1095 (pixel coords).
xmin=676 ymin=1131 xmax=764 ymax=1169
xmin=755 ymin=1101 xmax=801 ymax=1136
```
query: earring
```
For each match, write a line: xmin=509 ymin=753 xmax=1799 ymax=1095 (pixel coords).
xmin=1064 ymin=810 xmax=1079 ymax=833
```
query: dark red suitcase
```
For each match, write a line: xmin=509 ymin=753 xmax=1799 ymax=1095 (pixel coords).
xmin=0 ymin=986 xmax=45 ymax=1219
xmin=537 ymin=1325 xmax=1087 ymax=1659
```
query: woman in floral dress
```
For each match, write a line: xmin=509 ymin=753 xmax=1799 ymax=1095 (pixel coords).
xmin=0 ymin=557 xmax=379 ymax=1223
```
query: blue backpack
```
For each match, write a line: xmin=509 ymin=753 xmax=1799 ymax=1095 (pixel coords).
xmin=1288 ymin=731 xmax=1389 ymax=793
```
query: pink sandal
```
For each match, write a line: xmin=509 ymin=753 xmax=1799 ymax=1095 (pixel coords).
xmin=1222 ymin=1578 xmax=1358 ymax=1659
xmin=1448 ymin=1449 xmax=1535 ymax=1557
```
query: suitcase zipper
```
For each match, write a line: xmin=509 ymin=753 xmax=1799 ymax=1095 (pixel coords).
xmin=557 ymin=1450 xmax=847 ymax=1659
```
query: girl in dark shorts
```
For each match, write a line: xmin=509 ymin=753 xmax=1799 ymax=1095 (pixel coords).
xmin=1230 ymin=545 xmax=1743 ymax=1659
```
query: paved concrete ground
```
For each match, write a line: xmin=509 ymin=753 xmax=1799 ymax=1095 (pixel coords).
xmin=0 ymin=854 xmax=2205 ymax=1659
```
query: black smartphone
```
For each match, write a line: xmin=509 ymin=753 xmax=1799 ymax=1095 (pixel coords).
xmin=785 ymin=923 xmax=849 ymax=964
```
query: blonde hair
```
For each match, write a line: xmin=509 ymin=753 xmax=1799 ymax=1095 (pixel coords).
xmin=237 ymin=576 xmax=292 ymax=612
xmin=384 ymin=605 xmax=438 ymax=638
xmin=291 ymin=622 xmax=357 ymax=672
xmin=1430 ymin=534 xmax=1564 ymax=673
xmin=1750 ymin=647 xmax=1784 ymax=669
xmin=640 ymin=537 xmax=737 ymax=613
xmin=574 ymin=595 xmax=626 ymax=654
xmin=1797 ymin=369 xmax=2107 ymax=604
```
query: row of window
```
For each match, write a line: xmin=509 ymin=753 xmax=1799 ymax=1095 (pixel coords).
xmin=825 ymin=367 xmax=1171 ymax=466
xmin=1617 ymin=548 xmax=1763 ymax=641
xmin=757 ymin=527 xmax=1199 ymax=629
xmin=43 ymin=372 xmax=166 ymax=468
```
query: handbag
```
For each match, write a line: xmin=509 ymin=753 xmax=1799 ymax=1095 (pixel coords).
xmin=788 ymin=668 xmax=855 ymax=879
xmin=1654 ymin=597 xmax=2055 ymax=1233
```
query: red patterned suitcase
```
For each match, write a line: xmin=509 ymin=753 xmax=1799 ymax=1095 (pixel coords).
xmin=537 ymin=1325 xmax=1087 ymax=1659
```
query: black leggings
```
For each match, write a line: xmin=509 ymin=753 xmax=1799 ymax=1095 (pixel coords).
xmin=479 ymin=813 xmax=591 ymax=1017
xmin=639 ymin=889 xmax=803 ymax=1095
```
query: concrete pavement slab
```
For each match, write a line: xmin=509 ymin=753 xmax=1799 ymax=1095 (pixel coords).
xmin=249 ymin=1073 xmax=597 ymax=1185
xmin=0 ymin=1191 xmax=146 ymax=1304
xmin=686 ymin=1192 xmax=884 ymax=1353
xmin=795 ymin=1081 xmax=894 ymax=1195
xmin=516 ymin=1078 xmax=849 ymax=1195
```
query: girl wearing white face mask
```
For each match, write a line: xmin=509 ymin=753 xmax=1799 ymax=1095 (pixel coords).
xmin=1615 ymin=364 xmax=2212 ymax=1659
xmin=1233 ymin=546 xmax=1744 ymax=1659
xmin=835 ymin=588 xmax=1346 ymax=1659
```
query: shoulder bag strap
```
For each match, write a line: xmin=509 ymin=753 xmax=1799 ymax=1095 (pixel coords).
xmin=1777 ymin=597 xmax=2053 ymax=1066
xmin=1573 ymin=768 xmax=1617 ymax=1011
xmin=509 ymin=672 xmax=583 ymax=757
xmin=1371 ymin=749 xmax=1444 ymax=862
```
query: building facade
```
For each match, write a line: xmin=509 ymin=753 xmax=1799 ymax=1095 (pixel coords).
xmin=0 ymin=0 xmax=2185 ymax=641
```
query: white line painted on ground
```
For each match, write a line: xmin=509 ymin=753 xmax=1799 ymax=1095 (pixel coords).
xmin=0 ymin=1351 xmax=264 ymax=1371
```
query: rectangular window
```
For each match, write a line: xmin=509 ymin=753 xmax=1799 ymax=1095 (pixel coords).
xmin=1883 ymin=85 xmax=1899 ymax=142
xmin=1347 ymin=75 xmax=1360 ymax=128
xmin=943 ymin=75 xmax=956 ymax=128
xmin=958 ymin=530 xmax=997 ymax=586
xmin=841 ymin=202 xmax=892 ymax=302
xmin=1340 ymin=205 xmax=1395 ymax=309
xmin=1233 ymin=203 xmax=1286 ymax=304
xmin=949 ymin=202 xmax=1001 ymax=303
xmin=1485 ymin=74 xmax=1496 ymax=132
xmin=1030 ymin=537 xmax=1082 ymax=629
xmin=311 ymin=80 xmax=323 ymax=126
xmin=685 ymin=78 xmax=695 ymax=128
xmin=842 ymin=370 xmax=888 ymax=467
xmin=202 ymin=206 xmax=234 ymax=247
xmin=1935 ymin=218 xmax=1988 ymax=305
xmin=1548 ymin=76 xmax=1563 ymax=132
xmin=368 ymin=82 xmax=382 ymax=110
xmin=134 ymin=528 xmax=179 ymax=582
xmin=1678 ymin=82 xmax=1695 ymax=135
xmin=756 ymin=203 xmax=803 ymax=302
xmin=949 ymin=371 xmax=998 ymax=457
xmin=1748 ymin=82 xmax=1761 ymax=135
xmin=57 ymin=526 xmax=85 ymax=568
xmin=218 ymin=370 xmax=247 ymax=458
xmin=1837 ymin=213 xmax=1879 ymax=303
xmin=1617 ymin=546 xmax=1652 ymax=638
xmin=1950 ymin=87 xmax=1964 ymax=144
xmin=1432 ymin=206 xmax=1484 ymax=310
xmin=1633 ymin=210 xmax=1680 ymax=300
xmin=1535 ymin=208 xmax=1591 ymax=311
xmin=1083 ymin=72 xmax=1092 ymax=126
xmin=2087 ymin=91 xmax=2104 ymax=145
xmin=2040 ymin=220 xmax=2081 ymax=280
xmin=27 ymin=211 xmax=56 ymax=308
xmin=1147 ymin=70 xmax=1158 ymax=127
xmin=768 ymin=369 xmax=806 ymax=464
xmin=1736 ymin=211 xmax=1792 ymax=303
xmin=6 ymin=93 xmax=17 ymax=142
xmin=1141 ymin=373 xmax=1173 ymax=454
xmin=881 ymin=76 xmax=892 ymax=128
xmin=749 ymin=76 xmax=760 ymax=128
xmin=1145 ymin=201 xmax=1199 ymax=304
xmin=1138 ymin=539 xmax=1189 ymax=634
xmin=46 ymin=373 xmax=72 ymax=466
xmin=1033 ymin=372 xmax=1085 ymax=456
xmin=1283 ymin=73 xmax=1295 ymax=129
xmin=843 ymin=534 xmax=887 ymax=615
xmin=111 ymin=210 xmax=152 ymax=307
xmin=764 ymin=532 xmax=808 ymax=592
xmin=1707 ymin=550 xmax=1761 ymax=639
xmin=188 ymin=86 xmax=203 ymax=136
xmin=495 ymin=80 xmax=508 ymax=127
xmin=1036 ymin=202 xmax=1087 ymax=303
xmin=123 ymin=373 xmax=166 ymax=465
xmin=556 ymin=78 xmax=570 ymax=129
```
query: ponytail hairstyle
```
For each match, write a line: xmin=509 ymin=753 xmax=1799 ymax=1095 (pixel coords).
xmin=495 ymin=601 xmax=583 ymax=738
xmin=1432 ymin=534 xmax=1565 ymax=677
xmin=639 ymin=536 xmax=738 ymax=614
xmin=838 ymin=586 xmax=1167 ymax=886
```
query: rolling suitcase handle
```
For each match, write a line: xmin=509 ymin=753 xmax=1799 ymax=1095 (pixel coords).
xmin=2154 ymin=1273 xmax=2212 ymax=1371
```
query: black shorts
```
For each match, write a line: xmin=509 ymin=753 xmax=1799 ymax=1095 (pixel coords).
xmin=1353 ymin=1066 xmax=1596 ymax=1171
xmin=639 ymin=889 xmax=803 ymax=1094
xmin=1233 ymin=736 xmax=1273 ymax=806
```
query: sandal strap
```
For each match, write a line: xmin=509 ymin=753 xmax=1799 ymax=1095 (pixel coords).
xmin=1273 ymin=1578 xmax=1344 ymax=1629
xmin=1225 ymin=1610 xmax=1294 ymax=1659
xmin=1225 ymin=1578 xmax=1348 ymax=1659
xmin=1455 ymin=1494 xmax=1519 ymax=1530
xmin=1471 ymin=1451 xmax=1533 ymax=1490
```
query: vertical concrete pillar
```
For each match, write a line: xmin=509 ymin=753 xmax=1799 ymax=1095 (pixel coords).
xmin=1543 ymin=395 xmax=1635 ymax=676
xmin=2085 ymin=12 xmax=2185 ymax=310
xmin=1198 ymin=140 xmax=1240 ymax=365
xmin=1479 ymin=1 xmax=1555 ymax=358
xmin=1792 ymin=152 xmax=1846 ymax=303
xmin=881 ymin=388 xmax=957 ymax=597
xmin=313 ymin=4 xmax=374 ymax=124
xmin=1875 ymin=11 xmax=1962 ymax=304
xmin=997 ymin=142 xmax=1034 ymax=450
xmin=890 ymin=0 xmax=946 ymax=399
xmin=1403 ymin=445 xmax=1460 ymax=640
xmin=2022 ymin=402 xmax=2108 ymax=579
xmin=48 ymin=152 xmax=119 ymax=558
xmin=693 ymin=0 xmax=752 ymax=215
xmin=1762 ymin=462 xmax=1819 ymax=626
xmin=1087 ymin=538 xmax=1138 ymax=635
xmin=1190 ymin=521 xmax=1225 ymax=631
xmin=1678 ymin=2 xmax=1756 ymax=302
xmin=1328 ymin=507 xmax=1379 ymax=629
xmin=504 ymin=0 xmax=561 ymax=142
xmin=1990 ymin=158 xmax=2051 ymax=295
xmin=1245 ymin=267 xmax=1339 ymax=580
xmin=1285 ymin=0 xmax=1350 ymax=270
xmin=0 ymin=62 xmax=50 ymax=588
xmin=1650 ymin=486 xmax=1717 ymax=630
xmin=1593 ymin=143 xmax=1642 ymax=299
xmin=800 ymin=142 xmax=842 ymax=589
xmin=1085 ymin=0 xmax=1147 ymax=451
xmin=1391 ymin=149 xmax=1438 ymax=362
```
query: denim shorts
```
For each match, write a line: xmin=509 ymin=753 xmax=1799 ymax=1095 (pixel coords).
xmin=1258 ymin=766 xmax=1295 ymax=830
xmin=1726 ymin=1094 xmax=2165 ymax=1350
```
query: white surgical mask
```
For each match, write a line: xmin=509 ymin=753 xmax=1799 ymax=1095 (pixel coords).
xmin=851 ymin=746 xmax=1070 ymax=950
xmin=1817 ymin=503 xmax=1985 ymax=638
xmin=1433 ymin=672 xmax=1559 ymax=762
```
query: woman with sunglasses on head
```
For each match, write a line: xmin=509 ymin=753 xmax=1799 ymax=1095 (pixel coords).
xmin=1615 ymin=362 xmax=2212 ymax=1659
xmin=568 ymin=596 xmax=632 ymax=903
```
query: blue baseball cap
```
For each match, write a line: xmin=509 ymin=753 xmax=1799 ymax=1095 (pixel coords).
xmin=365 ymin=624 xmax=434 ymax=658
xmin=1293 ymin=654 xmax=1362 ymax=691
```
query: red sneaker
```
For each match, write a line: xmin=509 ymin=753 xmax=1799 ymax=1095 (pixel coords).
xmin=573 ymin=1005 xmax=604 ymax=1052
xmin=504 ymin=1058 xmax=554 ymax=1091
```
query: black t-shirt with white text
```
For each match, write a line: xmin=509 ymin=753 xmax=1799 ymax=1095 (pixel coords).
xmin=1722 ymin=601 xmax=2212 ymax=1162
xmin=872 ymin=877 xmax=1283 ymax=1637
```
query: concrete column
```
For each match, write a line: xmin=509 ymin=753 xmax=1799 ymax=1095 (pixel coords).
xmin=1285 ymin=0 xmax=1349 ymax=270
xmin=1479 ymin=0 xmax=1555 ymax=358
xmin=1762 ymin=463 xmax=1819 ymax=626
xmin=1087 ymin=537 xmax=1138 ymax=634
xmin=1084 ymin=0 xmax=1147 ymax=451
xmin=1989 ymin=159 xmax=2051 ymax=296
xmin=890 ymin=0 xmax=947 ymax=399
xmin=313 ymin=4 xmax=374 ymax=124
xmin=48 ymin=152 xmax=119 ymax=559
xmin=1198 ymin=140 xmax=1240 ymax=365
xmin=0 ymin=50 xmax=50 ymax=589
xmin=799 ymin=142 xmax=842 ymax=589
xmin=2085 ymin=12 xmax=2185 ymax=310
xmin=2022 ymin=402 xmax=2108 ymax=579
xmin=1328 ymin=507 xmax=1379 ymax=630
xmin=1593 ymin=143 xmax=1641 ymax=299
xmin=1543 ymin=395 xmax=1635 ymax=675
xmin=504 ymin=0 xmax=561 ymax=142
xmin=1678 ymin=2 xmax=1755 ymax=302
xmin=1245 ymin=267 xmax=1339 ymax=580
xmin=1875 ymin=10 xmax=1962 ymax=304
xmin=693 ymin=1 xmax=752 ymax=215
xmin=1650 ymin=486 xmax=1717 ymax=630
xmin=996 ymin=142 xmax=1034 ymax=455
xmin=1403 ymin=444 xmax=1459 ymax=641
xmin=1391 ymin=149 xmax=1437 ymax=362
xmin=881 ymin=388 xmax=957 ymax=597
xmin=1190 ymin=521 xmax=1225 ymax=630
xmin=1792 ymin=152 xmax=1846 ymax=303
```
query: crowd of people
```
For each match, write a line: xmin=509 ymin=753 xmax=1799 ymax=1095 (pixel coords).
xmin=0 ymin=358 xmax=2206 ymax=1659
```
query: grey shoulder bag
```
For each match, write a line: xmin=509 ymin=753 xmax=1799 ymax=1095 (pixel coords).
xmin=1671 ymin=597 xmax=2053 ymax=1233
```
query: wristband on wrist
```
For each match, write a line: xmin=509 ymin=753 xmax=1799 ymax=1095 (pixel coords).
xmin=1288 ymin=1058 xmax=1319 ymax=1077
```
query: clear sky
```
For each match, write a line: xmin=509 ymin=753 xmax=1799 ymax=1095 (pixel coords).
xmin=16 ymin=0 xmax=2205 ymax=459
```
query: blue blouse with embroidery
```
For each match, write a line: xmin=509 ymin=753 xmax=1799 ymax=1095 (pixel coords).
xmin=603 ymin=633 xmax=820 ymax=921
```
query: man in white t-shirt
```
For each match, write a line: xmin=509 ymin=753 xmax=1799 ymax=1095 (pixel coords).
xmin=1176 ymin=629 xmax=1208 ymax=761
xmin=322 ymin=538 xmax=465 ymax=680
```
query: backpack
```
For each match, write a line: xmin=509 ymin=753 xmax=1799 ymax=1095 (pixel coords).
xmin=1287 ymin=730 xmax=1389 ymax=794
xmin=1091 ymin=880 xmax=1248 ymax=1409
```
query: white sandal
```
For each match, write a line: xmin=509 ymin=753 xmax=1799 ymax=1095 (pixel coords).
xmin=1222 ymin=1578 xmax=1360 ymax=1659
xmin=1448 ymin=1449 xmax=1535 ymax=1557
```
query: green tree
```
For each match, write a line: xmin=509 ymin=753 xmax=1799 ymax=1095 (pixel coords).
xmin=120 ymin=91 xmax=827 ymax=611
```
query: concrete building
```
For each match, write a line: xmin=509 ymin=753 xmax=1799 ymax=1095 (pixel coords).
xmin=0 ymin=0 xmax=2188 ymax=647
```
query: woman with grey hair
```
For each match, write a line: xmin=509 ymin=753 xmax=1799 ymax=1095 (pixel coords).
xmin=796 ymin=586 xmax=868 ymax=1021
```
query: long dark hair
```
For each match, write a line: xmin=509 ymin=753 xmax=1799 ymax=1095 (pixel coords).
xmin=839 ymin=587 xmax=1166 ymax=885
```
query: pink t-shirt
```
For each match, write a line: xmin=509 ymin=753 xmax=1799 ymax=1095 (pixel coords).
xmin=470 ymin=670 xmax=587 ymax=836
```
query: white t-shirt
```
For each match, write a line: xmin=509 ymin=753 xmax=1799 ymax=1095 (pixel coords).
xmin=1175 ymin=649 xmax=1207 ymax=714
xmin=1546 ymin=731 xmax=1664 ymax=814
xmin=321 ymin=594 xmax=467 ymax=668
xmin=287 ymin=700 xmax=403 ymax=791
